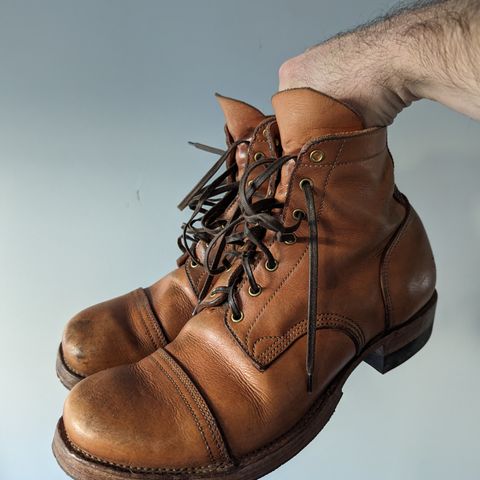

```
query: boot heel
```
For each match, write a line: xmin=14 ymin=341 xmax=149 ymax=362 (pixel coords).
xmin=364 ymin=291 xmax=437 ymax=374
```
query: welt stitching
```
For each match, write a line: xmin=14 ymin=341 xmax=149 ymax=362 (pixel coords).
xmin=253 ymin=312 xmax=364 ymax=360
xmin=244 ymin=246 xmax=309 ymax=349
xmin=149 ymin=355 xmax=216 ymax=463
xmin=134 ymin=289 xmax=160 ymax=350
xmin=159 ymin=350 xmax=228 ymax=460
xmin=65 ymin=429 xmax=230 ymax=473
xmin=61 ymin=350 xmax=86 ymax=378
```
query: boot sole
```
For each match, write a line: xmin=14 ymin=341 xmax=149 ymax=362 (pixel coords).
xmin=52 ymin=290 xmax=437 ymax=480
xmin=56 ymin=344 xmax=85 ymax=390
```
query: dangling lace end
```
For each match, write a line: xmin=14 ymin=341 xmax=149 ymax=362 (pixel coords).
xmin=187 ymin=141 xmax=225 ymax=156
xmin=307 ymin=372 xmax=314 ymax=393
xmin=177 ymin=142 xmax=228 ymax=211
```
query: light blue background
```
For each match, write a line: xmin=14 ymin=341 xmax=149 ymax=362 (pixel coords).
xmin=1 ymin=1 xmax=479 ymax=479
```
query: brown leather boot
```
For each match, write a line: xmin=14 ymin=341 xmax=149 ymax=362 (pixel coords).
xmin=53 ymin=88 xmax=437 ymax=480
xmin=56 ymin=94 xmax=281 ymax=389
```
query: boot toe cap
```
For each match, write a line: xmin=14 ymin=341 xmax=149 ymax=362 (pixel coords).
xmin=62 ymin=352 xmax=229 ymax=471
xmin=61 ymin=290 xmax=161 ymax=377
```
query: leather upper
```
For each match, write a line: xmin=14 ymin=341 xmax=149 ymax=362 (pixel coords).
xmin=61 ymin=88 xmax=436 ymax=471
xmin=61 ymin=96 xmax=279 ymax=378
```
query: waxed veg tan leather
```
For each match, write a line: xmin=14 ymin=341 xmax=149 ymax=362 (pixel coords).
xmin=59 ymin=96 xmax=276 ymax=380
xmin=58 ymin=88 xmax=436 ymax=475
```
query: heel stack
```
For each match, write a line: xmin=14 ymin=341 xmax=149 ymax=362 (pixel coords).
xmin=364 ymin=291 xmax=437 ymax=374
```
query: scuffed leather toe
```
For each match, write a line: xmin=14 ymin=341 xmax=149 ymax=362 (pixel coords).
xmin=62 ymin=289 xmax=167 ymax=377
xmin=63 ymin=349 xmax=232 ymax=471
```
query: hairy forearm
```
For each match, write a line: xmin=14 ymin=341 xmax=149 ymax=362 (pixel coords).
xmin=280 ymin=0 xmax=480 ymax=126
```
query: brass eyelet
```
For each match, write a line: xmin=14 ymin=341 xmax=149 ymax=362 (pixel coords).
xmin=248 ymin=285 xmax=262 ymax=297
xmin=309 ymin=149 xmax=325 ymax=163
xmin=253 ymin=151 xmax=265 ymax=161
xmin=292 ymin=209 xmax=305 ymax=220
xmin=247 ymin=179 xmax=254 ymax=187
xmin=284 ymin=234 xmax=297 ymax=245
xmin=263 ymin=127 xmax=269 ymax=138
xmin=231 ymin=311 xmax=244 ymax=323
xmin=274 ymin=138 xmax=280 ymax=147
xmin=209 ymin=290 xmax=218 ymax=297
xmin=299 ymin=178 xmax=313 ymax=190
xmin=190 ymin=260 xmax=199 ymax=268
xmin=265 ymin=259 xmax=278 ymax=272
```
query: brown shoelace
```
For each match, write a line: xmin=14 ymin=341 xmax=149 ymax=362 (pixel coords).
xmin=177 ymin=139 xmax=248 ymax=300
xmin=203 ymin=155 xmax=320 ymax=392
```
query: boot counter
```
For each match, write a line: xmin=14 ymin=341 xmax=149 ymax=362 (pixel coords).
xmin=381 ymin=197 xmax=437 ymax=330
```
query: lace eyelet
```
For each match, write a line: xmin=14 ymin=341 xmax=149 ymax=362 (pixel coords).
xmin=284 ymin=233 xmax=297 ymax=245
xmin=247 ymin=179 xmax=254 ymax=187
xmin=253 ymin=152 xmax=265 ymax=161
xmin=309 ymin=149 xmax=325 ymax=163
xmin=299 ymin=178 xmax=313 ymax=190
xmin=265 ymin=259 xmax=278 ymax=272
xmin=248 ymin=285 xmax=262 ymax=297
xmin=190 ymin=260 xmax=199 ymax=268
xmin=209 ymin=290 xmax=218 ymax=297
xmin=231 ymin=311 xmax=244 ymax=323
xmin=292 ymin=209 xmax=305 ymax=220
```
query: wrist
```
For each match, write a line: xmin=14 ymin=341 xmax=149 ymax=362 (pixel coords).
xmin=279 ymin=32 xmax=413 ymax=127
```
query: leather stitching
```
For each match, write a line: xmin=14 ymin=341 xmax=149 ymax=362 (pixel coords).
xmin=65 ymin=423 xmax=231 ymax=474
xmin=59 ymin=346 xmax=86 ymax=378
xmin=148 ymin=354 xmax=216 ymax=463
xmin=261 ymin=324 xmax=355 ymax=364
xmin=297 ymin=127 xmax=385 ymax=159
xmin=195 ymin=268 xmax=208 ymax=295
xmin=137 ymin=288 xmax=168 ymax=347
xmin=315 ymin=140 xmax=344 ymax=221
xmin=158 ymin=349 xmax=231 ymax=462
xmin=244 ymin=246 xmax=309 ymax=349
xmin=226 ymin=136 xmax=370 ymax=365
xmin=253 ymin=312 xmax=365 ymax=359
xmin=298 ymin=148 xmax=385 ymax=168
xmin=380 ymin=198 xmax=413 ymax=331
xmin=133 ymin=289 xmax=160 ymax=350
xmin=185 ymin=262 xmax=201 ymax=298
xmin=243 ymin=140 xmax=345 ymax=353
xmin=69 ymin=447 xmax=229 ymax=474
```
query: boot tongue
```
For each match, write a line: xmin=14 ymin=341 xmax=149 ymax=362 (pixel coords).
xmin=215 ymin=93 xmax=270 ymax=178
xmin=193 ymin=96 xmax=268 ymax=267
xmin=272 ymin=88 xmax=365 ymax=155
xmin=215 ymin=93 xmax=266 ymax=141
